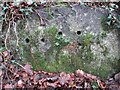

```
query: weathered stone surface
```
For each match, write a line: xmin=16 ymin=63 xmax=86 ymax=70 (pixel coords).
xmin=114 ymin=72 xmax=120 ymax=83
xmin=0 ymin=4 xmax=119 ymax=78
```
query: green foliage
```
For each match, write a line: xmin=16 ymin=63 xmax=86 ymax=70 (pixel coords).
xmin=101 ymin=11 xmax=120 ymax=31
xmin=19 ymin=29 xmax=113 ymax=79
xmin=101 ymin=15 xmax=114 ymax=32
xmin=44 ymin=26 xmax=70 ymax=61
xmin=81 ymin=33 xmax=94 ymax=46
xmin=90 ymin=64 xmax=111 ymax=79
xmin=44 ymin=26 xmax=58 ymax=45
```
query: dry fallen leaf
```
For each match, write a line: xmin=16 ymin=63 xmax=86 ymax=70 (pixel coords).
xmin=34 ymin=73 xmax=42 ymax=82
xmin=17 ymin=80 xmax=24 ymax=87
xmin=0 ymin=69 xmax=2 ymax=76
xmin=0 ymin=55 xmax=3 ymax=62
xmin=2 ymin=50 xmax=10 ymax=60
xmin=47 ymin=82 xmax=57 ymax=88
xmin=59 ymin=72 xmax=70 ymax=85
xmin=4 ymin=84 xmax=13 ymax=89
xmin=76 ymin=69 xmax=85 ymax=77
xmin=22 ymin=72 xmax=29 ymax=82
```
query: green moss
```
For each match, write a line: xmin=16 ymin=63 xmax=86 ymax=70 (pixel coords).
xmin=44 ymin=26 xmax=70 ymax=61
xmin=81 ymin=33 xmax=94 ymax=46
xmin=44 ymin=26 xmax=57 ymax=39
xmin=90 ymin=64 xmax=110 ymax=79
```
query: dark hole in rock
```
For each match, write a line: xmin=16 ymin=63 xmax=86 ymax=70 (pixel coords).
xmin=54 ymin=8 xmax=59 ymax=12
xmin=58 ymin=31 xmax=62 ymax=35
xmin=25 ymin=38 xmax=30 ymax=43
xmin=1 ymin=41 xmax=5 ymax=47
xmin=15 ymin=77 xmax=20 ymax=82
xmin=10 ymin=52 xmax=12 ymax=55
xmin=11 ymin=56 xmax=15 ymax=60
xmin=47 ymin=79 xmax=55 ymax=83
xmin=78 ymin=43 xmax=82 ymax=46
xmin=41 ymin=38 xmax=45 ymax=42
xmin=2 ymin=41 xmax=4 ymax=43
xmin=2 ymin=44 xmax=5 ymax=47
xmin=51 ymin=12 xmax=54 ymax=16
xmin=77 ymin=31 xmax=81 ymax=35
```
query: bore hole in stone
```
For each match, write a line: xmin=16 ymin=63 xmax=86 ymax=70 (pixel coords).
xmin=2 ymin=41 xmax=4 ymax=44
xmin=2 ymin=45 xmax=5 ymax=47
xmin=1 ymin=41 xmax=5 ymax=47
xmin=78 ymin=43 xmax=82 ymax=46
xmin=58 ymin=31 xmax=62 ymax=35
xmin=54 ymin=8 xmax=59 ymax=12
xmin=10 ymin=52 xmax=12 ymax=55
xmin=25 ymin=38 xmax=30 ymax=43
xmin=41 ymin=38 xmax=45 ymax=42
xmin=11 ymin=56 xmax=15 ymax=60
xmin=77 ymin=31 xmax=81 ymax=35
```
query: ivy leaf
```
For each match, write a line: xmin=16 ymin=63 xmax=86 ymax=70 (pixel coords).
xmin=33 ymin=3 xmax=37 ymax=7
xmin=0 ymin=47 xmax=6 ymax=52
xmin=0 ymin=10 xmax=5 ymax=15
xmin=107 ymin=14 xmax=112 ymax=19
xmin=27 ymin=8 xmax=33 ymax=12
xmin=80 ymin=2 xmax=85 ymax=5
xmin=13 ymin=2 xmax=20 ymax=6
xmin=55 ymin=42 xmax=59 ymax=46
xmin=92 ymin=81 xmax=99 ymax=89
xmin=16 ymin=48 xmax=19 ymax=51
xmin=106 ymin=21 xmax=111 ymax=26
xmin=109 ymin=7 xmax=114 ymax=12
xmin=64 ymin=38 xmax=70 ymax=43
xmin=19 ymin=8 xmax=25 ymax=12
xmin=25 ymin=12 xmax=29 ymax=15
xmin=41 ymin=0 xmax=47 ymax=4
xmin=110 ymin=3 xmax=118 ymax=9
xmin=11 ymin=60 xmax=15 ymax=63
xmin=3 ymin=6 xmax=8 ymax=11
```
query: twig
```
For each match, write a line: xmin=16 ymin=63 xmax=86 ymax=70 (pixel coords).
xmin=5 ymin=21 xmax=11 ymax=50
xmin=13 ymin=22 xmax=19 ymax=47
xmin=32 ymin=9 xmax=49 ymax=25
xmin=14 ymin=61 xmax=24 ymax=69
xmin=5 ymin=67 xmax=11 ymax=83
xmin=0 ymin=75 xmax=3 ymax=90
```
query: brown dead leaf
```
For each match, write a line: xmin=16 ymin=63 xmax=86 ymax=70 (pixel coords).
xmin=4 ymin=84 xmax=13 ymax=89
xmin=0 ymin=69 xmax=2 ymax=76
xmin=76 ymin=69 xmax=85 ymax=77
xmin=59 ymin=72 xmax=70 ymax=85
xmin=0 ymin=55 xmax=3 ymax=62
xmin=22 ymin=72 xmax=29 ymax=82
xmin=24 ymin=64 xmax=33 ymax=75
xmin=17 ymin=80 xmax=24 ymax=87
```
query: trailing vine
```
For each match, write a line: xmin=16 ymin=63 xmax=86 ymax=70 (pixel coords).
xmin=0 ymin=2 xmax=48 ymax=50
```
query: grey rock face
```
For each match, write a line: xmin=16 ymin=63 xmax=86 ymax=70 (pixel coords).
xmin=114 ymin=72 xmax=120 ymax=83
xmin=0 ymin=3 xmax=119 ymax=78
xmin=20 ymin=4 xmax=119 ymax=61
